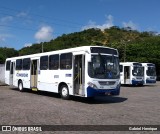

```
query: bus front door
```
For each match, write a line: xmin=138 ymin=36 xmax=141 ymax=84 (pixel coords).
xmin=124 ymin=66 xmax=130 ymax=84
xmin=73 ymin=55 xmax=85 ymax=96
xmin=9 ymin=62 xmax=15 ymax=85
xmin=31 ymin=60 xmax=38 ymax=90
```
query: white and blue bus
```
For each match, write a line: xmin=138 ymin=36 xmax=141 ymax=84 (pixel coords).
xmin=142 ymin=63 xmax=156 ymax=84
xmin=5 ymin=46 xmax=121 ymax=99
xmin=120 ymin=62 xmax=144 ymax=85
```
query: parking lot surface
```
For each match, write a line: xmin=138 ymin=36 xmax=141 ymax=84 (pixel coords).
xmin=0 ymin=82 xmax=160 ymax=134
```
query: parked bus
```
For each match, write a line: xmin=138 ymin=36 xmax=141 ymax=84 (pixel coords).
xmin=142 ymin=63 xmax=156 ymax=84
xmin=120 ymin=62 xmax=144 ymax=85
xmin=5 ymin=46 xmax=121 ymax=99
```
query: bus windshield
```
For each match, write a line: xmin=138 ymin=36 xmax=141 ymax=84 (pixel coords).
xmin=88 ymin=54 xmax=120 ymax=79
xmin=147 ymin=67 xmax=156 ymax=76
xmin=132 ymin=66 xmax=144 ymax=76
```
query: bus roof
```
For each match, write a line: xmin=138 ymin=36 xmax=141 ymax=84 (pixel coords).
xmin=141 ymin=63 xmax=155 ymax=66
xmin=6 ymin=46 xmax=118 ymax=61
xmin=120 ymin=62 xmax=142 ymax=66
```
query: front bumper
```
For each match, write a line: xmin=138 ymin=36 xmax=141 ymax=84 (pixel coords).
xmin=146 ymin=79 xmax=156 ymax=84
xmin=87 ymin=85 xmax=120 ymax=97
xmin=132 ymin=80 xmax=144 ymax=85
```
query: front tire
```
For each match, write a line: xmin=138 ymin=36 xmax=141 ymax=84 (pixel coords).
xmin=60 ymin=85 xmax=70 ymax=100
xmin=18 ymin=81 xmax=24 ymax=92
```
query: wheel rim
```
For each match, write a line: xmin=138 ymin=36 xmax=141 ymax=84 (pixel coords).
xmin=19 ymin=83 xmax=22 ymax=91
xmin=61 ymin=87 xmax=68 ymax=97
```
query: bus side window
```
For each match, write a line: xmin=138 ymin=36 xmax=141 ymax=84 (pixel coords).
xmin=23 ymin=58 xmax=30 ymax=70
xmin=16 ymin=59 xmax=22 ymax=70
xmin=60 ymin=53 xmax=72 ymax=70
xmin=120 ymin=65 xmax=123 ymax=72
xmin=49 ymin=54 xmax=59 ymax=70
xmin=40 ymin=56 xmax=48 ymax=70
xmin=6 ymin=60 xmax=11 ymax=71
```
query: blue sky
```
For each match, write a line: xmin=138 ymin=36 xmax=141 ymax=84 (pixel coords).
xmin=0 ymin=0 xmax=160 ymax=50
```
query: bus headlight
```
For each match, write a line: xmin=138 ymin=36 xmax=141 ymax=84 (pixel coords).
xmin=87 ymin=82 xmax=98 ymax=89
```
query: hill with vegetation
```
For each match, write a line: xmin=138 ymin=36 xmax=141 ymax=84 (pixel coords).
xmin=0 ymin=47 xmax=18 ymax=64
xmin=1 ymin=26 xmax=160 ymax=77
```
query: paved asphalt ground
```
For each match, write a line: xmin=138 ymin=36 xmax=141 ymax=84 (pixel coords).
xmin=0 ymin=82 xmax=160 ymax=134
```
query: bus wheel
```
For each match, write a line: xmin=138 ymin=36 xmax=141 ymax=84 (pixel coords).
xmin=60 ymin=85 xmax=69 ymax=100
xmin=18 ymin=81 xmax=24 ymax=92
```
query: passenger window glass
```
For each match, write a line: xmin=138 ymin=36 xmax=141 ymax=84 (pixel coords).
xmin=16 ymin=59 xmax=22 ymax=70
xmin=23 ymin=58 xmax=30 ymax=70
xmin=60 ymin=53 xmax=72 ymax=69
xmin=6 ymin=60 xmax=11 ymax=70
xmin=120 ymin=65 xmax=123 ymax=72
xmin=40 ymin=56 xmax=48 ymax=70
xmin=49 ymin=54 xmax=59 ymax=70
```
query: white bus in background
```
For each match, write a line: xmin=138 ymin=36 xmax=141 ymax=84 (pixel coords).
xmin=120 ymin=62 xmax=144 ymax=85
xmin=5 ymin=46 xmax=121 ymax=99
xmin=142 ymin=63 xmax=156 ymax=84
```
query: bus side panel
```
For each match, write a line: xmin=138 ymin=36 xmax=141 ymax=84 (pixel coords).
xmin=144 ymin=66 xmax=147 ymax=84
xmin=58 ymin=70 xmax=73 ymax=95
xmin=37 ymin=70 xmax=59 ymax=93
xmin=5 ymin=71 xmax=10 ymax=85
xmin=120 ymin=72 xmax=124 ymax=84
xmin=14 ymin=70 xmax=31 ymax=88
xmin=22 ymin=70 xmax=30 ymax=89
xmin=13 ymin=70 xmax=18 ymax=87
xmin=37 ymin=70 xmax=73 ymax=95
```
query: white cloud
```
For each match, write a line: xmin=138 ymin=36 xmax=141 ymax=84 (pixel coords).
xmin=17 ymin=12 xmax=28 ymax=18
xmin=34 ymin=26 xmax=53 ymax=42
xmin=0 ymin=16 xmax=13 ymax=23
xmin=103 ymin=14 xmax=114 ymax=28
xmin=0 ymin=34 xmax=12 ymax=42
xmin=24 ymin=43 xmax=32 ymax=47
xmin=122 ymin=21 xmax=138 ymax=30
xmin=0 ymin=35 xmax=6 ymax=42
xmin=82 ymin=15 xmax=114 ymax=31
xmin=16 ymin=11 xmax=32 ymax=25
xmin=0 ymin=34 xmax=12 ymax=47
xmin=81 ymin=20 xmax=97 ymax=30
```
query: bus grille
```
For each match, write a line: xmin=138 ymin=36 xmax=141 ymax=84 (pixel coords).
xmin=98 ymin=81 xmax=116 ymax=86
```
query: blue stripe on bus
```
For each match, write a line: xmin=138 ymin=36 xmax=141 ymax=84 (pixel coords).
xmin=87 ymin=86 xmax=120 ymax=97
xmin=146 ymin=80 xmax=156 ymax=84
xmin=131 ymin=80 xmax=144 ymax=85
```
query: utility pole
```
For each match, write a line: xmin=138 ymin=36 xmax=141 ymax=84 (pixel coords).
xmin=42 ymin=42 xmax=43 ymax=53
xmin=123 ymin=40 xmax=130 ymax=62
xmin=124 ymin=41 xmax=126 ymax=62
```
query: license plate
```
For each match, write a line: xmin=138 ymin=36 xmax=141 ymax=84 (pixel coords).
xmin=105 ymin=92 xmax=111 ymax=95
